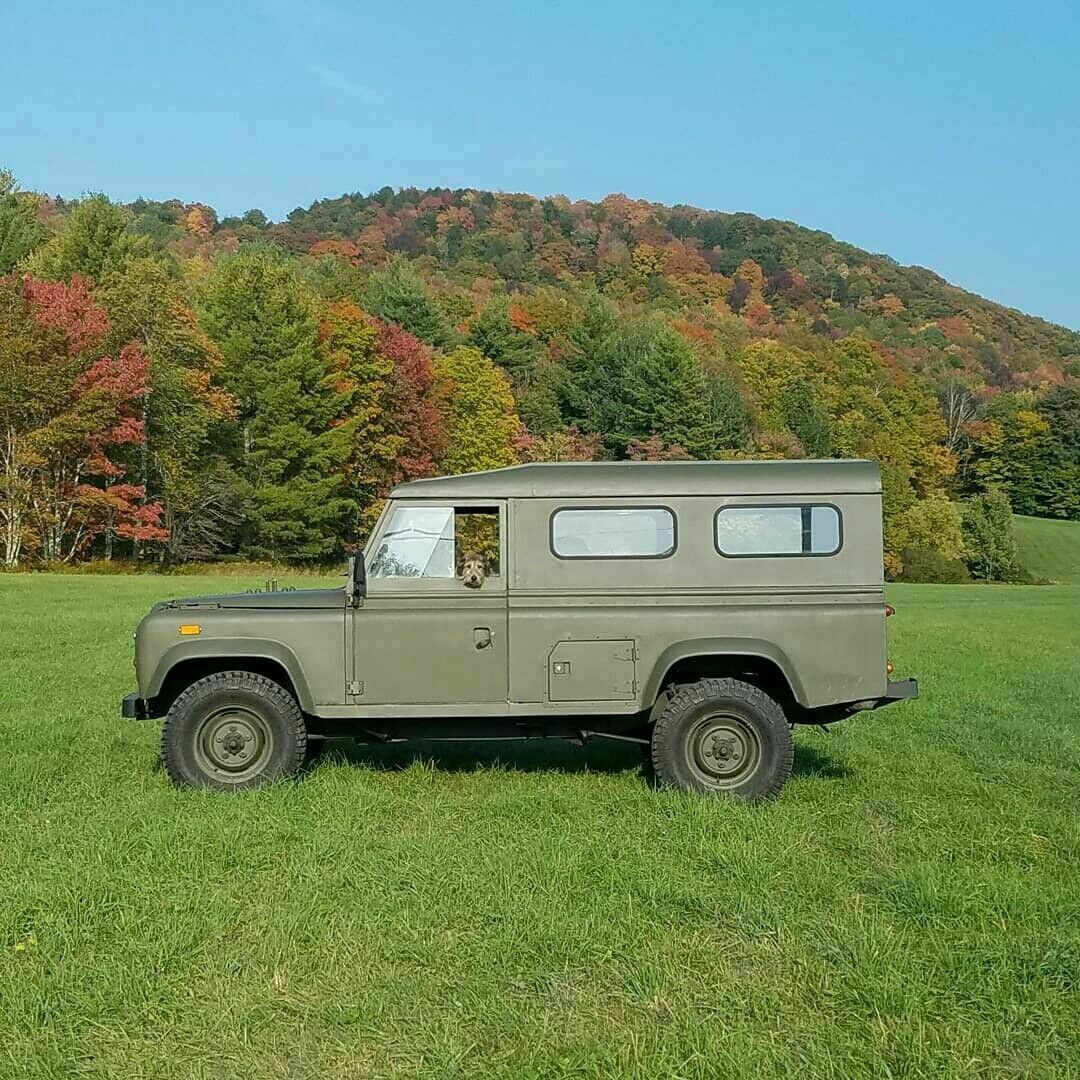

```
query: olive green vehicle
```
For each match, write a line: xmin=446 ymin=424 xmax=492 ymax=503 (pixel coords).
xmin=122 ymin=460 xmax=917 ymax=800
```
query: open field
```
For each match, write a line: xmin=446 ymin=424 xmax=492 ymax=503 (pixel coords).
xmin=1015 ymin=515 xmax=1080 ymax=584
xmin=1 ymin=575 xmax=1078 ymax=1079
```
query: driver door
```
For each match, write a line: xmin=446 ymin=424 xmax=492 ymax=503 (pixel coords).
xmin=349 ymin=501 xmax=508 ymax=706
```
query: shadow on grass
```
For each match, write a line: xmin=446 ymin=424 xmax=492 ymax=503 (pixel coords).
xmin=312 ymin=736 xmax=642 ymax=776
xmin=790 ymin=741 xmax=852 ymax=780
xmin=307 ymin=734 xmax=852 ymax=781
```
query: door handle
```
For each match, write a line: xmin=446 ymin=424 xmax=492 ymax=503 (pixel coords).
xmin=473 ymin=627 xmax=493 ymax=650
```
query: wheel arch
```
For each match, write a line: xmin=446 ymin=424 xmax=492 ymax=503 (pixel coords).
xmin=643 ymin=639 xmax=806 ymax=715
xmin=145 ymin=642 xmax=312 ymax=717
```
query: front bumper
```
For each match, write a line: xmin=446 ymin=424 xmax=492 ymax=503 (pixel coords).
xmin=121 ymin=692 xmax=147 ymax=719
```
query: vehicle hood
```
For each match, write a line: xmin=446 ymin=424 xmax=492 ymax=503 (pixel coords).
xmin=154 ymin=587 xmax=346 ymax=612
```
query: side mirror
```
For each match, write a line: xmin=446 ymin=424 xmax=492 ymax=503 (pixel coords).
xmin=347 ymin=552 xmax=367 ymax=606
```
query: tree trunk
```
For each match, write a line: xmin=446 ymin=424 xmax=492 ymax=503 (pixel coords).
xmin=2 ymin=427 xmax=23 ymax=567
xmin=134 ymin=408 xmax=149 ymax=562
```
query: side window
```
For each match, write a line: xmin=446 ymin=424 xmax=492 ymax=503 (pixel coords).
xmin=714 ymin=505 xmax=841 ymax=557
xmin=551 ymin=507 xmax=676 ymax=559
xmin=369 ymin=505 xmax=501 ymax=579
xmin=455 ymin=508 xmax=500 ymax=576
xmin=369 ymin=505 xmax=454 ymax=578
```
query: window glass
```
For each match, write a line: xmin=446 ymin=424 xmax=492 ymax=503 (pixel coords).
xmin=369 ymin=506 xmax=502 ymax=579
xmin=369 ymin=506 xmax=454 ymax=578
xmin=551 ymin=507 xmax=675 ymax=558
xmin=715 ymin=505 xmax=841 ymax=556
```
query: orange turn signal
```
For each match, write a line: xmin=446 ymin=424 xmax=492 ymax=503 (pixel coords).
xmin=178 ymin=624 xmax=202 ymax=636
xmin=886 ymin=660 xmax=894 ymax=675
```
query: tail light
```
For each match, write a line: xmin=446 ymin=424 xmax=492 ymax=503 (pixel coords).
xmin=885 ymin=604 xmax=895 ymax=618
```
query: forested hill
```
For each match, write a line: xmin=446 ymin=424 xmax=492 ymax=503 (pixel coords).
xmin=280 ymin=188 xmax=1080 ymax=391
xmin=2 ymin=173 xmax=1079 ymax=576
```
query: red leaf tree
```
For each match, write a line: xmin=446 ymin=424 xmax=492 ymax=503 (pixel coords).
xmin=371 ymin=318 xmax=447 ymax=484
xmin=0 ymin=274 xmax=166 ymax=564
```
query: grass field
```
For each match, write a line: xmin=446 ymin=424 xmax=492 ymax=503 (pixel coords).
xmin=1015 ymin=515 xmax=1080 ymax=584
xmin=1 ymin=575 xmax=1078 ymax=1079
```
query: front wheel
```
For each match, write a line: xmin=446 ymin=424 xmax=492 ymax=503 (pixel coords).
xmin=160 ymin=671 xmax=307 ymax=791
xmin=650 ymin=678 xmax=793 ymax=801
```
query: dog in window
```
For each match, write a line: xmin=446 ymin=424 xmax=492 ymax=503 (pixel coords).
xmin=460 ymin=556 xmax=486 ymax=589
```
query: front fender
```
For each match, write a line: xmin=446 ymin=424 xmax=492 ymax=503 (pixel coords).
xmin=142 ymin=637 xmax=315 ymax=712
xmin=642 ymin=637 xmax=807 ymax=707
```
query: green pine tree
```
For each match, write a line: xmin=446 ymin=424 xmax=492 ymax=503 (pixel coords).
xmin=962 ymin=489 xmax=1022 ymax=581
xmin=780 ymin=382 xmax=832 ymax=456
xmin=28 ymin=194 xmax=144 ymax=283
xmin=608 ymin=321 xmax=718 ymax=458
xmin=199 ymin=248 xmax=356 ymax=561
xmin=363 ymin=258 xmax=450 ymax=347
xmin=0 ymin=170 xmax=47 ymax=273
xmin=710 ymin=375 xmax=752 ymax=451
xmin=466 ymin=296 xmax=543 ymax=381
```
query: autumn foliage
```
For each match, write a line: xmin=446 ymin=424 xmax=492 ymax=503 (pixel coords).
xmin=1 ymin=174 xmax=1078 ymax=572
xmin=0 ymin=274 xmax=165 ymax=565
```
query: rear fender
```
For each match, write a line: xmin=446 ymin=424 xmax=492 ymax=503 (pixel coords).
xmin=642 ymin=638 xmax=806 ymax=708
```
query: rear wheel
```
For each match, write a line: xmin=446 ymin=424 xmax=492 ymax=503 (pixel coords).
xmin=160 ymin=671 xmax=306 ymax=791
xmin=650 ymin=678 xmax=793 ymax=800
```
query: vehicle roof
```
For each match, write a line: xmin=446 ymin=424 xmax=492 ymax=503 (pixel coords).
xmin=390 ymin=460 xmax=882 ymax=500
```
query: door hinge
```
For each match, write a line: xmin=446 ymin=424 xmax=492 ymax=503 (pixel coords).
xmin=347 ymin=679 xmax=364 ymax=696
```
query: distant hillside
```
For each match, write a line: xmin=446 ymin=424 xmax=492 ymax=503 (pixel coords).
xmin=1014 ymin=516 xmax=1080 ymax=583
xmin=271 ymin=188 xmax=1080 ymax=393
xmin=17 ymin=182 xmax=1080 ymax=393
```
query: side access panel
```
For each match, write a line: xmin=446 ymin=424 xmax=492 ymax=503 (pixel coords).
xmin=548 ymin=640 xmax=637 ymax=702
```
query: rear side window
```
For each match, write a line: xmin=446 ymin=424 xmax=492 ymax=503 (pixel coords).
xmin=714 ymin=505 xmax=842 ymax=557
xmin=551 ymin=507 xmax=676 ymax=559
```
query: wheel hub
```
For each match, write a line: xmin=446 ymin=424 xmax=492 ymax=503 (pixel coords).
xmin=688 ymin=714 xmax=762 ymax=788
xmin=195 ymin=708 xmax=273 ymax=781
xmin=217 ymin=726 xmax=254 ymax=759
xmin=706 ymin=735 xmax=739 ymax=762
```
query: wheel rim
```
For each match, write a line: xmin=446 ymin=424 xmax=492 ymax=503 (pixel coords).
xmin=686 ymin=712 xmax=763 ymax=789
xmin=194 ymin=706 xmax=274 ymax=784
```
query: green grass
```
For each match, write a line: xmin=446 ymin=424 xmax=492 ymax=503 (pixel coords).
xmin=1015 ymin=514 xmax=1080 ymax=583
xmin=1 ymin=575 xmax=1078 ymax=1079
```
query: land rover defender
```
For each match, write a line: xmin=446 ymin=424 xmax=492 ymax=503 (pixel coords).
xmin=122 ymin=460 xmax=917 ymax=800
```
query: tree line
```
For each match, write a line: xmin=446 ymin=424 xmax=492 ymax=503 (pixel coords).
xmin=1 ymin=172 xmax=1078 ymax=578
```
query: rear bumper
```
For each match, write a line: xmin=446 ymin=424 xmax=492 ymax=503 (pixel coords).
xmin=121 ymin=692 xmax=147 ymax=719
xmin=882 ymin=678 xmax=919 ymax=703
xmin=846 ymin=678 xmax=919 ymax=714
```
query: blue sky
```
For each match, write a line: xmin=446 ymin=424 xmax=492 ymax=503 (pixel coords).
xmin=3 ymin=0 xmax=1078 ymax=328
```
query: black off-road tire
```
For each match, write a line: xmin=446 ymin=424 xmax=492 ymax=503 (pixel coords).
xmin=650 ymin=678 xmax=793 ymax=801
xmin=160 ymin=671 xmax=307 ymax=791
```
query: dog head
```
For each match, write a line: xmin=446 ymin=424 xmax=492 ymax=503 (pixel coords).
xmin=460 ymin=557 xmax=485 ymax=589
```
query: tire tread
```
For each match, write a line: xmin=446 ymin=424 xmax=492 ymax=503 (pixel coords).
xmin=650 ymin=677 xmax=793 ymax=800
xmin=160 ymin=670 xmax=306 ymax=790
